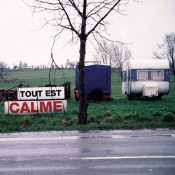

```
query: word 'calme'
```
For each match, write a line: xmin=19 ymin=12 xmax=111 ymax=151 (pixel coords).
xmin=5 ymin=100 xmax=67 ymax=114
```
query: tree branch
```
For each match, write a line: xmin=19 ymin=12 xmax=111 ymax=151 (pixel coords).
xmin=87 ymin=0 xmax=122 ymax=37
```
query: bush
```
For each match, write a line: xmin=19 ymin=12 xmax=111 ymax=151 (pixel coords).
xmin=104 ymin=111 xmax=112 ymax=117
xmin=161 ymin=112 xmax=175 ymax=122
xmin=152 ymin=112 xmax=161 ymax=117
xmin=71 ymin=108 xmax=79 ymax=115
xmin=70 ymin=117 xmax=78 ymax=125
xmin=60 ymin=118 xmax=70 ymax=126
xmin=169 ymin=109 xmax=175 ymax=115
xmin=113 ymin=116 xmax=123 ymax=123
xmin=0 ymin=118 xmax=9 ymax=125
xmin=103 ymin=116 xmax=114 ymax=123
xmin=50 ymin=118 xmax=62 ymax=126
xmin=124 ymin=113 xmax=137 ymax=120
xmin=20 ymin=116 xmax=32 ymax=128
xmin=87 ymin=114 xmax=104 ymax=124
xmin=38 ymin=118 xmax=48 ymax=124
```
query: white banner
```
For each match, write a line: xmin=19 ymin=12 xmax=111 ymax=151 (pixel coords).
xmin=5 ymin=100 xmax=67 ymax=115
xmin=17 ymin=87 xmax=65 ymax=100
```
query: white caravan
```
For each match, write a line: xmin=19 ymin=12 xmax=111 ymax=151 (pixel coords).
xmin=122 ymin=59 xmax=170 ymax=99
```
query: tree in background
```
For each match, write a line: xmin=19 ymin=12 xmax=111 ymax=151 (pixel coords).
xmin=0 ymin=62 xmax=10 ymax=79
xmin=13 ymin=63 xmax=17 ymax=69
xmin=94 ymin=40 xmax=132 ymax=78
xmin=65 ymin=59 xmax=76 ymax=68
xmin=18 ymin=61 xmax=22 ymax=70
xmin=69 ymin=62 xmax=76 ymax=68
xmin=154 ymin=32 xmax=175 ymax=77
xmin=65 ymin=59 xmax=70 ymax=68
xmin=13 ymin=65 xmax=17 ymax=69
xmin=18 ymin=61 xmax=28 ymax=69
xmin=24 ymin=0 xmax=140 ymax=124
xmin=23 ymin=63 xmax=28 ymax=69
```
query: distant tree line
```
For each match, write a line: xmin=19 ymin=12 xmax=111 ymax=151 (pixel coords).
xmin=13 ymin=61 xmax=50 ymax=70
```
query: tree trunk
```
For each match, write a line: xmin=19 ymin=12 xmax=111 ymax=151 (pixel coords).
xmin=78 ymin=0 xmax=87 ymax=125
xmin=78 ymin=37 xmax=87 ymax=124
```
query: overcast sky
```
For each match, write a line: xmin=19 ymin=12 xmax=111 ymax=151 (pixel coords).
xmin=0 ymin=0 xmax=175 ymax=68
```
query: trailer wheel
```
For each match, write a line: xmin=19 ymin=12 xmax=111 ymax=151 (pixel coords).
xmin=158 ymin=95 xmax=162 ymax=100
xmin=91 ymin=89 xmax=103 ymax=101
xmin=127 ymin=94 xmax=133 ymax=100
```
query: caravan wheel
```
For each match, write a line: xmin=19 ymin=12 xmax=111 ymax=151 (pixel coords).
xmin=158 ymin=95 xmax=162 ymax=100
xmin=127 ymin=94 xmax=133 ymax=100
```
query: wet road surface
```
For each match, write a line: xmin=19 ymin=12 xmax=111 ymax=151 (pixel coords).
xmin=0 ymin=129 xmax=175 ymax=175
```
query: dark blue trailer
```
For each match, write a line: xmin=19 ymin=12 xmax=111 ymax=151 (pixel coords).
xmin=74 ymin=62 xmax=111 ymax=101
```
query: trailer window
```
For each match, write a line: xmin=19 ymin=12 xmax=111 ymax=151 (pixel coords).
xmin=137 ymin=70 xmax=164 ymax=81
xmin=151 ymin=71 xmax=163 ymax=80
xmin=138 ymin=71 xmax=148 ymax=80
xmin=122 ymin=71 xmax=126 ymax=82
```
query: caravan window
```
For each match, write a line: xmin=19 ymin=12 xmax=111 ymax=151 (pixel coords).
xmin=122 ymin=71 xmax=126 ymax=82
xmin=137 ymin=70 xmax=164 ymax=81
xmin=138 ymin=71 xmax=148 ymax=80
xmin=151 ymin=71 xmax=163 ymax=80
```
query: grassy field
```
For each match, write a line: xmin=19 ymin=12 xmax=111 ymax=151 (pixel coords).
xmin=0 ymin=68 xmax=175 ymax=133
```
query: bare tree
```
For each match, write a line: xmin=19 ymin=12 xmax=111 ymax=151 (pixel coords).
xmin=0 ymin=62 xmax=10 ymax=79
xmin=94 ymin=40 xmax=110 ymax=65
xmin=18 ymin=61 xmax=22 ymax=70
xmin=70 ymin=62 xmax=76 ymax=68
xmin=94 ymin=40 xmax=132 ymax=78
xmin=154 ymin=32 xmax=175 ymax=77
xmin=18 ymin=61 xmax=28 ymax=69
xmin=23 ymin=63 xmax=28 ymax=69
xmin=112 ymin=42 xmax=132 ymax=77
xmin=65 ymin=59 xmax=76 ymax=68
xmin=65 ymin=59 xmax=70 ymax=68
xmin=23 ymin=0 xmax=139 ymax=124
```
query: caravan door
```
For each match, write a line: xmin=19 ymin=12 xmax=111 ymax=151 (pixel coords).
xmin=126 ymin=62 xmax=129 ymax=95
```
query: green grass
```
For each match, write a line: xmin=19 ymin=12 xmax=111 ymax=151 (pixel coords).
xmin=0 ymin=68 xmax=75 ymax=89
xmin=0 ymin=69 xmax=175 ymax=133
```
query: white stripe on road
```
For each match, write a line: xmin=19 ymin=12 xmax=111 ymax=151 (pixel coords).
xmin=80 ymin=156 xmax=175 ymax=160
xmin=0 ymin=136 xmax=80 ymax=141
xmin=0 ymin=135 xmax=128 ymax=141
xmin=0 ymin=134 xmax=174 ymax=142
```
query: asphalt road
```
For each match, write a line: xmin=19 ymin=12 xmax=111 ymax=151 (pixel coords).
xmin=0 ymin=129 xmax=175 ymax=175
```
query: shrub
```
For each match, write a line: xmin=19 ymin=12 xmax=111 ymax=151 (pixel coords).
xmin=71 ymin=108 xmax=79 ymax=115
xmin=152 ymin=112 xmax=161 ymax=117
xmin=88 ymin=116 xmax=96 ymax=123
xmin=136 ymin=115 xmax=155 ymax=122
xmin=124 ymin=113 xmax=136 ymax=120
xmin=70 ymin=117 xmax=78 ymax=125
xmin=103 ymin=116 xmax=113 ymax=123
xmin=60 ymin=118 xmax=70 ymax=126
xmin=0 ymin=118 xmax=9 ymax=125
xmin=161 ymin=112 xmax=175 ymax=122
xmin=88 ymin=114 xmax=104 ymax=124
xmin=113 ymin=116 xmax=123 ymax=123
xmin=104 ymin=111 xmax=112 ymax=117
xmin=51 ymin=118 xmax=62 ymax=126
xmin=169 ymin=109 xmax=175 ymax=115
xmin=38 ymin=118 xmax=48 ymax=124
xmin=20 ymin=116 xmax=32 ymax=128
